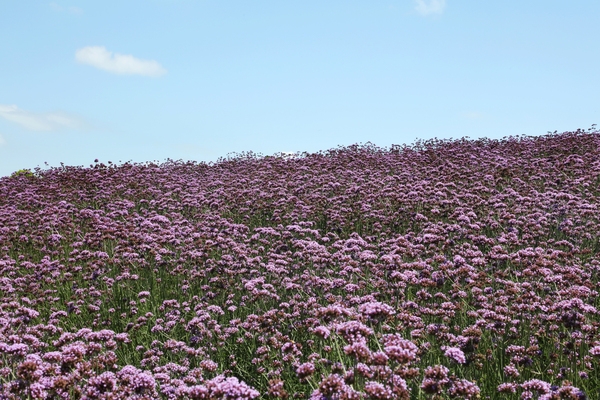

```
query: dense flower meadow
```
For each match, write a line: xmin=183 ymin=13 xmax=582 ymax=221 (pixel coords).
xmin=1 ymin=129 xmax=600 ymax=399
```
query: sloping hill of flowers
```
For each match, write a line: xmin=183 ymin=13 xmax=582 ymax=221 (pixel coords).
xmin=1 ymin=128 xmax=599 ymax=399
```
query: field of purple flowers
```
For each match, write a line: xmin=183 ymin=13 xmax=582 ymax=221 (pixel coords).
xmin=1 ymin=129 xmax=599 ymax=399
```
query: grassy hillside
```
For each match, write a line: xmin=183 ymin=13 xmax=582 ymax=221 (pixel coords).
xmin=0 ymin=129 xmax=599 ymax=399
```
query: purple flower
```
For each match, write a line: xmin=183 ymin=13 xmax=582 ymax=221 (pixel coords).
xmin=312 ymin=326 xmax=331 ymax=339
xmin=296 ymin=362 xmax=316 ymax=379
xmin=448 ymin=379 xmax=480 ymax=399
xmin=443 ymin=346 xmax=466 ymax=364
xmin=358 ymin=301 xmax=396 ymax=320
xmin=590 ymin=346 xmax=600 ymax=357
xmin=364 ymin=381 xmax=394 ymax=400
xmin=205 ymin=375 xmax=260 ymax=399
xmin=85 ymin=372 xmax=117 ymax=396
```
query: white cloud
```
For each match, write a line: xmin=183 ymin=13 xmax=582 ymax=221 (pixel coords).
xmin=49 ymin=2 xmax=83 ymax=15
xmin=464 ymin=112 xmax=485 ymax=120
xmin=0 ymin=134 xmax=5 ymax=146
xmin=414 ymin=0 xmax=446 ymax=16
xmin=0 ymin=104 xmax=84 ymax=132
xmin=75 ymin=46 xmax=167 ymax=77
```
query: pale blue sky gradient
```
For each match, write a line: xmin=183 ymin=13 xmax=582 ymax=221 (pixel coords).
xmin=1 ymin=1 xmax=599 ymax=176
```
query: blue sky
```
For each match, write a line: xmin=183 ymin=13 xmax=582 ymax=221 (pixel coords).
xmin=1 ymin=1 xmax=599 ymax=177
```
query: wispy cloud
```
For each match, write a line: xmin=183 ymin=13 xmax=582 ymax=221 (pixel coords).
xmin=0 ymin=134 xmax=5 ymax=146
xmin=464 ymin=112 xmax=485 ymax=120
xmin=0 ymin=104 xmax=85 ymax=132
xmin=414 ymin=0 xmax=446 ymax=16
xmin=49 ymin=2 xmax=83 ymax=15
xmin=75 ymin=46 xmax=167 ymax=77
